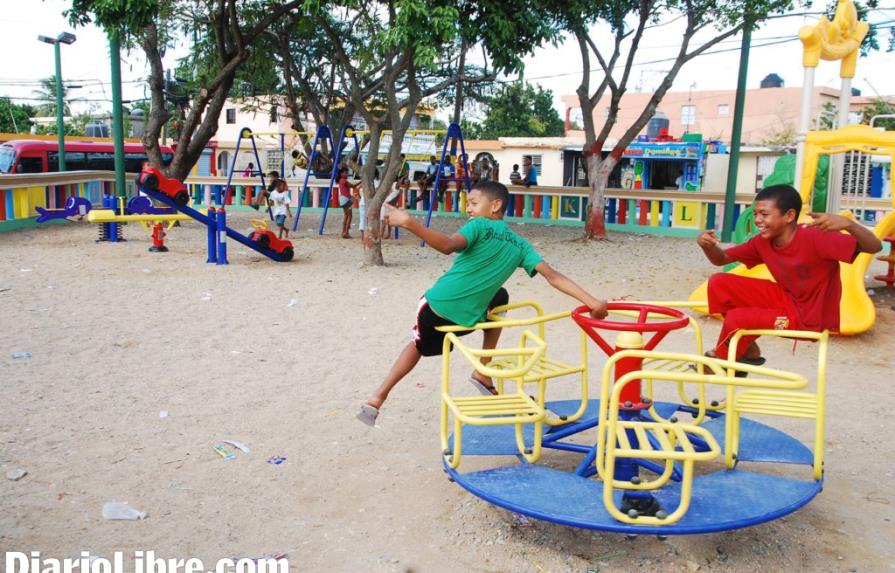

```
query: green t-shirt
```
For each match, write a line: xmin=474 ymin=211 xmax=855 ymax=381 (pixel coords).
xmin=425 ymin=217 xmax=543 ymax=327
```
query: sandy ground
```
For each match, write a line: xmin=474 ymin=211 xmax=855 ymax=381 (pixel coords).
xmin=1 ymin=211 xmax=893 ymax=573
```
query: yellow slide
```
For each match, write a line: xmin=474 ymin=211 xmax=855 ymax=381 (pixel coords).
xmin=690 ymin=125 xmax=895 ymax=335
xmin=689 ymin=199 xmax=894 ymax=336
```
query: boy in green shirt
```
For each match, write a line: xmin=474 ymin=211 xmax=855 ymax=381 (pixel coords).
xmin=356 ymin=180 xmax=608 ymax=427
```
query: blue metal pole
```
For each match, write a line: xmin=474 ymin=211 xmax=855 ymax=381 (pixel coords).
xmin=217 ymin=208 xmax=228 ymax=265
xmin=206 ymin=207 xmax=217 ymax=264
xmin=421 ymin=124 xmax=464 ymax=246
xmin=247 ymin=132 xmax=271 ymax=220
xmin=292 ymin=125 xmax=330 ymax=232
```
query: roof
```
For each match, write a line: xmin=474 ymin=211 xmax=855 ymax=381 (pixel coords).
xmin=498 ymin=136 xmax=587 ymax=149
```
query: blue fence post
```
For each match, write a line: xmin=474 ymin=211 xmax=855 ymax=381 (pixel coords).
xmin=207 ymin=207 xmax=217 ymax=264
xmin=217 ymin=208 xmax=229 ymax=265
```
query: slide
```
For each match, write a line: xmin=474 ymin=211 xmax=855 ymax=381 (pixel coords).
xmin=140 ymin=186 xmax=291 ymax=263
xmin=689 ymin=210 xmax=895 ymax=335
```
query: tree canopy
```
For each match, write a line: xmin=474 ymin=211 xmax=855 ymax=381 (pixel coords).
xmin=0 ymin=99 xmax=35 ymax=133
xmin=31 ymin=76 xmax=72 ymax=117
xmin=462 ymin=82 xmax=564 ymax=140
xmin=860 ymin=97 xmax=895 ymax=130
xmin=544 ymin=0 xmax=799 ymax=238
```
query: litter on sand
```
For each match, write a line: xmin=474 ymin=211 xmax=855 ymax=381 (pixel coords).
xmin=267 ymin=455 xmax=286 ymax=465
xmin=511 ymin=512 xmax=533 ymax=527
xmin=6 ymin=469 xmax=27 ymax=481
xmin=212 ymin=444 xmax=236 ymax=460
xmin=223 ymin=439 xmax=250 ymax=453
xmin=11 ymin=352 xmax=32 ymax=359
xmin=102 ymin=502 xmax=147 ymax=520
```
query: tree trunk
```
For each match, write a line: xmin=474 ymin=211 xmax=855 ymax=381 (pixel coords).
xmin=584 ymin=152 xmax=617 ymax=240
xmin=364 ymin=206 xmax=384 ymax=265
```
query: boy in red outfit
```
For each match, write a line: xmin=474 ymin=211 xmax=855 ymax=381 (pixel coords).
xmin=697 ymin=184 xmax=881 ymax=365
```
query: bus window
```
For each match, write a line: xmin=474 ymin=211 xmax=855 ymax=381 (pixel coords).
xmin=87 ymin=152 xmax=115 ymax=171
xmin=49 ymin=152 xmax=88 ymax=171
xmin=0 ymin=148 xmax=14 ymax=173
xmin=48 ymin=152 xmax=89 ymax=171
xmin=18 ymin=157 xmax=43 ymax=173
xmin=124 ymin=152 xmax=146 ymax=172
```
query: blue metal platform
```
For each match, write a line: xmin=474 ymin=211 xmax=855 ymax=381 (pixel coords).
xmin=445 ymin=399 xmax=821 ymax=534
xmin=445 ymin=463 xmax=822 ymax=535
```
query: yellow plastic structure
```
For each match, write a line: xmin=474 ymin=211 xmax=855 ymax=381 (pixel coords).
xmin=437 ymin=302 xmax=589 ymax=426
xmin=86 ymin=210 xmax=194 ymax=224
xmin=440 ymin=330 xmax=547 ymax=469
xmin=798 ymin=0 xmax=868 ymax=77
xmin=595 ymin=349 xmax=814 ymax=525
xmin=690 ymin=125 xmax=895 ymax=334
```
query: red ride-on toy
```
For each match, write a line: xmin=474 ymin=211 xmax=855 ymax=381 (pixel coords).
xmin=248 ymin=229 xmax=294 ymax=262
xmin=137 ymin=167 xmax=190 ymax=206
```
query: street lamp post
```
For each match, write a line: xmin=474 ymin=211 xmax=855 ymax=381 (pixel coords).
xmin=38 ymin=32 xmax=76 ymax=172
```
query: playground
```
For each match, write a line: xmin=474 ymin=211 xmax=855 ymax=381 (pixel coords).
xmin=1 ymin=211 xmax=893 ymax=572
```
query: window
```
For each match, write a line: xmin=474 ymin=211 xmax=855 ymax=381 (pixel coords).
xmin=48 ymin=152 xmax=87 ymax=171
xmin=0 ymin=148 xmax=15 ymax=173
xmin=18 ymin=156 xmax=43 ymax=173
xmin=86 ymin=152 xmax=115 ymax=171
xmin=681 ymin=105 xmax=696 ymax=126
xmin=524 ymin=154 xmax=543 ymax=175
xmin=266 ymin=150 xmax=283 ymax=174
xmin=717 ymin=104 xmax=729 ymax=116
xmin=225 ymin=108 xmax=236 ymax=124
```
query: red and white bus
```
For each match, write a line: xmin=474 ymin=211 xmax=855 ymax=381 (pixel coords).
xmin=0 ymin=139 xmax=174 ymax=174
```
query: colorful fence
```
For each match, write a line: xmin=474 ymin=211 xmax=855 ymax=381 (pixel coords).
xmin=3 ymin=172 xmax=892 ymax=238
xmin=0 ymin=172 xmax=135 ymax=232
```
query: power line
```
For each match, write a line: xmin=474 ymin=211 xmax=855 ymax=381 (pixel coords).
xmin=514 ymin=22 xmax=895 ymax=84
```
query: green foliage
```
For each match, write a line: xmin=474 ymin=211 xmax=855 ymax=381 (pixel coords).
xmin=0 ymin=99 xmax=36 ymax=133
xmin=31 ymin=76 xmax=71 ymax=117
xmin=65 ymin=0 xmax=159 ymax=42
xmin=817 ymin=101 xmax=838 ymax=130
xmin=464 ymin=82 xmax=564 ymax=139
xmin=761 ymin=122 xmax=797 ymax=146
xmin=860 ymin=97 xmax=895 ymax=130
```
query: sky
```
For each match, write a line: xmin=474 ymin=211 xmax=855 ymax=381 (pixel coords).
xmin=1 ymin=1 xmax=894 ymax=122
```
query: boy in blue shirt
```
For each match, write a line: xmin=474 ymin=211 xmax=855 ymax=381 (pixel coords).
xmin=522 ymin=156 xmax=538 ymax=187
xmin=357 ymin=181 xmax=607 ymax=426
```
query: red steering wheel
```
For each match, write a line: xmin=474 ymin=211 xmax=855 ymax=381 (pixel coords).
xmin=571 ymin=302 xmax=690 ymax=356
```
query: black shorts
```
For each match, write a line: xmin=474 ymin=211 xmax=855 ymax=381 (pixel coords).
xmin=412 ymin=288 xmax=509 ymax=357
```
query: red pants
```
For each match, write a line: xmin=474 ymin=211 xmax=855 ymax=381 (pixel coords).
xmin=707 ymin=274 xmax=800 ymax=359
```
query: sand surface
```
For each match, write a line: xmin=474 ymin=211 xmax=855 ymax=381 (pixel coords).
xmin=1 ymin=211 xmax=893 ymax=573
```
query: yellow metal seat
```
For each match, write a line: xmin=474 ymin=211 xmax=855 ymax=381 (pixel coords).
xmin=596 ymin=350 xmax=811 ymax=525
xmin=480 ymin=302 xmax=589 ymax=425
xmin=440 ymin=330 xmax=547 ymax=469
xmin=724 ymin=329 xmax=829 ymax=480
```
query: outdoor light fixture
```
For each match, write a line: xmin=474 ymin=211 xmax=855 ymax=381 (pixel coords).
xmin=37 ymin=32 xmax=77 ymax=171
xmin=37 ymin=32 xmax=77 ymax=45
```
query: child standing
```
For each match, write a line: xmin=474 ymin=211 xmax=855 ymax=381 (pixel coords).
xmin=509 ymin=164 xmax=522 ymax=185
xmin=356 ymin=180 xmax=608 ymax=426
xmin=697 ymin=184 xmax=881 ymax=366
xmin=337 ymin=167 xmax=360 ymax=239
xmin=267 ymin=179 xmax=292 ymax=239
